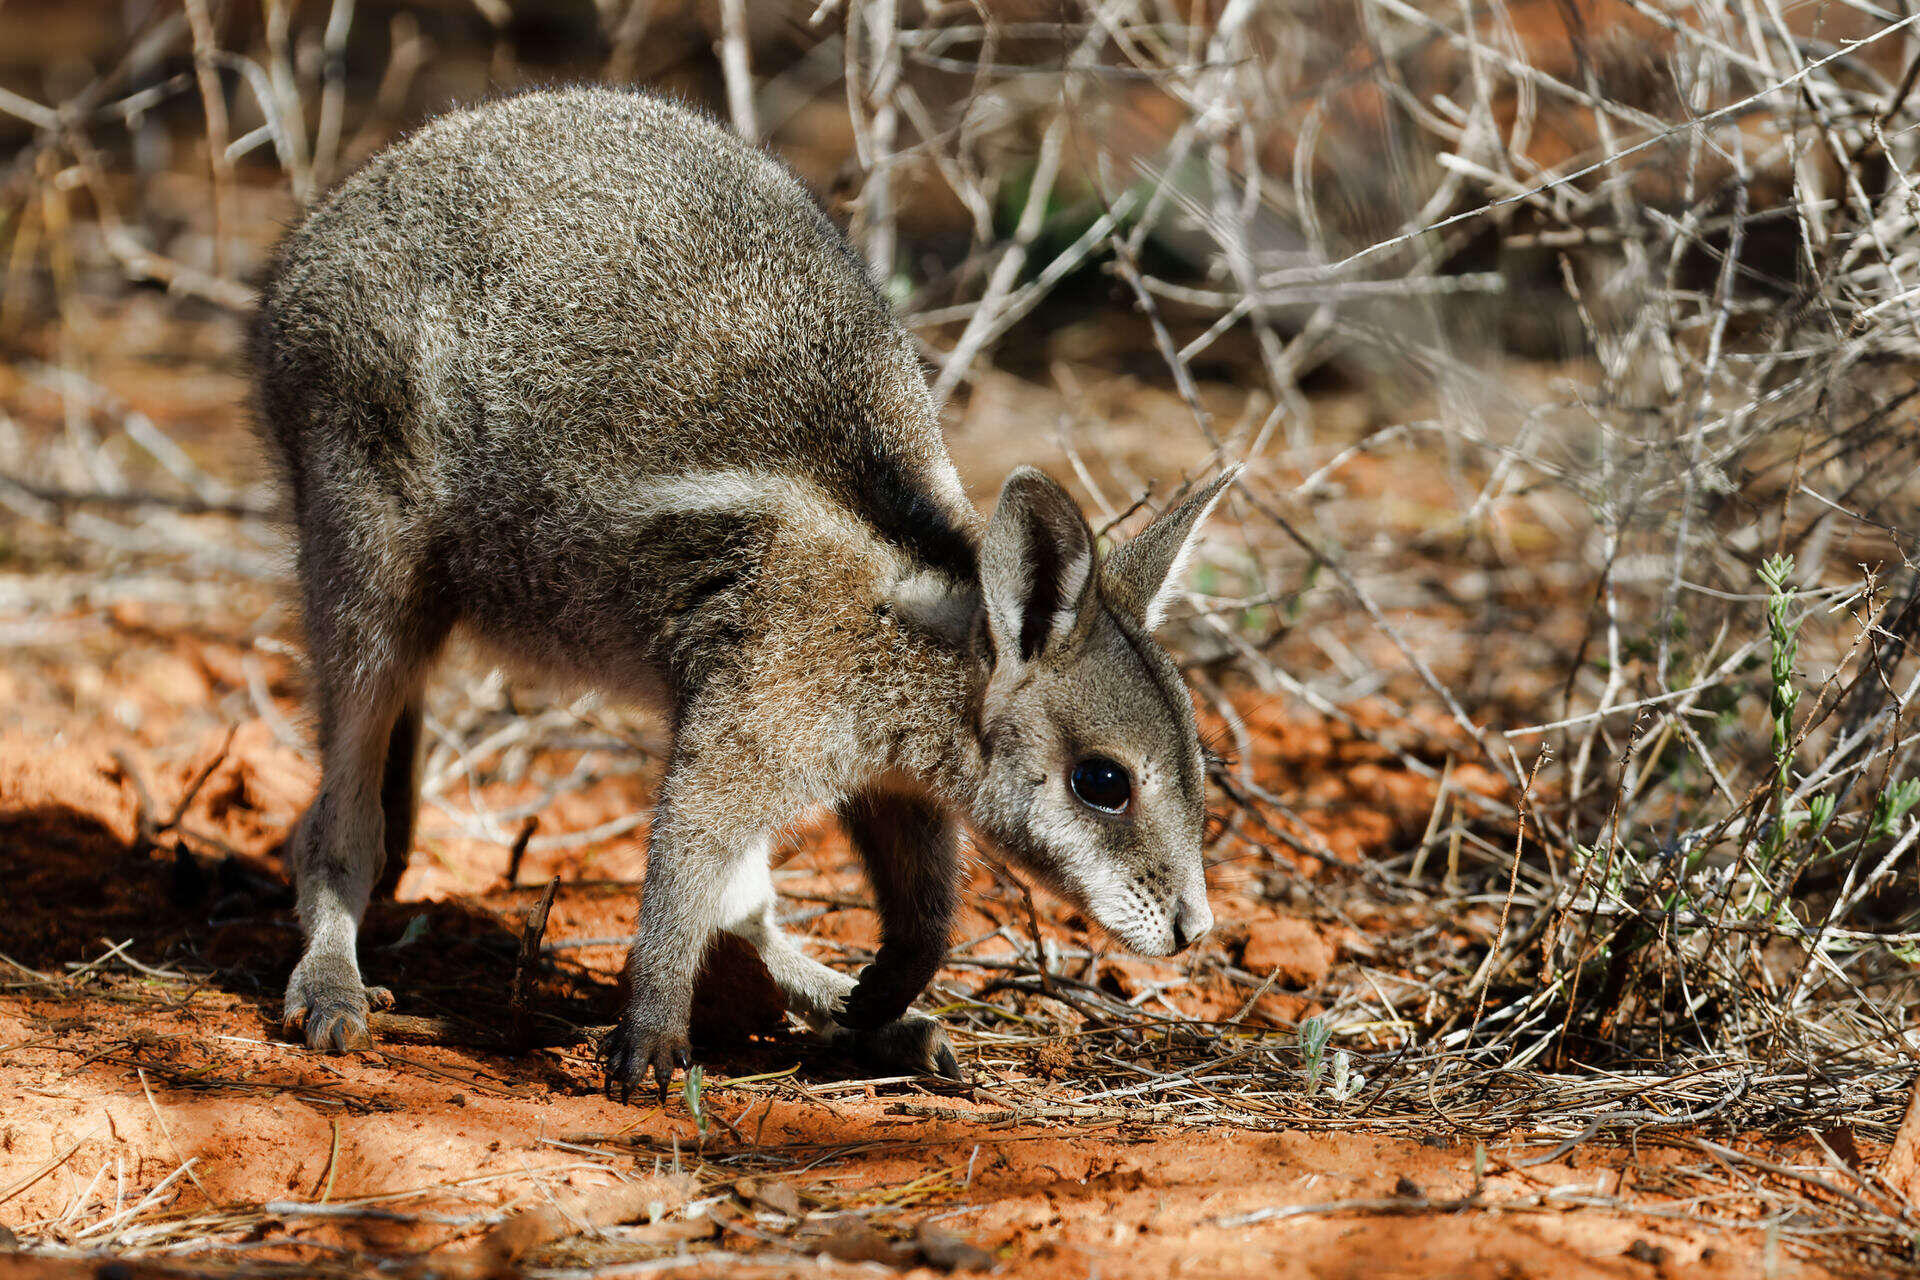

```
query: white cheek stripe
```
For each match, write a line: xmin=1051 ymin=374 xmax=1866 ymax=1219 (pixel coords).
xmin=1028 ymin=801 xmax=1180 ymax=955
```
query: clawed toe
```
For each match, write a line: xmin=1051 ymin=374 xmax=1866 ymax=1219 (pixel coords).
xmin=284 ymin=991 xmax=375 ymax=1052
xmin=284 ymin=954 xmax=380 ymax=1054
xmin=309 ymin=1008 xmax=375 ymax=1052
xmin=599 ymin=1019 xmax=692 ymax=1106
xmin=835 ymin=1016 xmax=966 ymax=1082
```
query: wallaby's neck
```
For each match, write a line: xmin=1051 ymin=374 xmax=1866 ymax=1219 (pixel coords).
xmin=869 ymin=592 xmax=991 ymax=813
xmin=929 ymin=654 xmax=991 ymax=813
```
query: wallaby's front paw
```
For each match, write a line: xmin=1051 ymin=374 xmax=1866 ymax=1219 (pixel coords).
xmin=599 ymin=1017 xmax=692 ymax=1105
xmin=836 ymin=1015 xmax=965 ymax=1082
xmin=836 ymin=965 xmax=922 ymax=1032
xmin=284 ymin=954 xmax=379 ymax=1053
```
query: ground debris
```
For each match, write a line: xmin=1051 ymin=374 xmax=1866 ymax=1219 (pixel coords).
xmin=734 ymin=1175 xmax=802 ymax=1217
xmin=459 ymin=1173 xmax=698 ymax=1275
xmin=1883 ymin=1075 xmax=1920 ymax=1207
xmin=792 ymin=1213 xmax=993 ymax=1272
xmin=1239 ymin=916 xmax=1334 ymax=987
xmin=913 ymin=1221 xmax=997 ymax=1272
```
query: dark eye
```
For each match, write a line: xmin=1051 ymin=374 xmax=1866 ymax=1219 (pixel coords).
xmin=1070 ymin=757 xmax=1132 ymax=814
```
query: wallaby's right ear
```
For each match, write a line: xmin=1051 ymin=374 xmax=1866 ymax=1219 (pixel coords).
xmin=980 ymin=467 xmax=1094 ymax=666
xmin=1101 ymin=467 xmax=1238 ymax=630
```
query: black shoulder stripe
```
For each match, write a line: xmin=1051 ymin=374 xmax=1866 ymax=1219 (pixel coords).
xmin=851 ymin=446 xmax=979 ymax=583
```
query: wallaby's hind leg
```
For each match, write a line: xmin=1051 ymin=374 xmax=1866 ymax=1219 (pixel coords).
xmin=284 ymin=526 xmax=445 ymax=1052
xmin=372 ymin=698 xmax=424 ymax=901
xmin=284 ymin=686 xmax=409 ymax=1051
xmin=715 ymin=845 xmax=962 ymax=1081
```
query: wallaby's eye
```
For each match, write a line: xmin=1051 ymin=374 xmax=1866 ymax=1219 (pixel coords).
xmin=1070 ymin=757 xmax=1132 ymax=814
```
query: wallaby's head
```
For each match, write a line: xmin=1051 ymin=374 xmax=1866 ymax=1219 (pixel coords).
xmin=958 ymin=466 xmax=1235 ymax=957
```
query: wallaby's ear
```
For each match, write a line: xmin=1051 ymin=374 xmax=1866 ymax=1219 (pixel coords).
xmin=1101 ymin=467 xmax=1239 ymax=630
xmin=980 ymin=467 xmax=1095 ymax=665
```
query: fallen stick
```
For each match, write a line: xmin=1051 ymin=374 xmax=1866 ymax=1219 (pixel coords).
xmin=362 ymin=1009 xmax=597 ymax=1052
xmin=511 ymin=877 xmax=560 ymax=1049
xmin=502 ymin=816 xmax=538 ymax=884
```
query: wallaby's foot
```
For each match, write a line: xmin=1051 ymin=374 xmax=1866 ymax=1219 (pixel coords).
xmin=284 ymin=953 xmax=386 ymax=1052
xmin=600 ymin=1016 xmax=692 ymax=1105
xmin=836 ymin=962 xmax=929 ymax=1032
xmin=835 ymin=1014 xmax=964 ymax=1082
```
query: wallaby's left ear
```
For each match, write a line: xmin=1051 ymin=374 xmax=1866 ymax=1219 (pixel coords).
xmin=980 ymin=467 xmax=1096 ymax=666
xmin=1101 ymin=467 xmax=1239 ymax=630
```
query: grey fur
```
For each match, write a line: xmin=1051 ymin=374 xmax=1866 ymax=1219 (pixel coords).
xmin=250 ymin=86 xmax=1230 ymax=1098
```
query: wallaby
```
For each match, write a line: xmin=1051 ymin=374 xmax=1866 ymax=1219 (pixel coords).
xmin=250 ymin=86 xmax=1231 ymax=1100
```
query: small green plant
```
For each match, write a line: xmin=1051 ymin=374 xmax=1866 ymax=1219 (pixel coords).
xmin=1871 ymin=779 xmax=1920 ymax=841
xmin=382 ymin=914 xmax=433 ymax=950
xmin=1755 ymin=553 xmax=1801 ymax=890
xmin=1805 ymin=791 xmax=1836 ymax=834
xmin=1298 ymin=1015 xmax=1331 ymax=1095
xmin=1329 ymin=1048 xmax=1365 ymax=1103
xmin=1782 ymin=792 xmax=1839 ymax=861
xmin=684 ymin=1062 xmax=707 ymax=1136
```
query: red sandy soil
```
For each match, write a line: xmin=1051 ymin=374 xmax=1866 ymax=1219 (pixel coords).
xmin=0 ymin=310 xmax=1858 ymax=1277
xmin=0 ymin=654 xmax=1835 ymax=1279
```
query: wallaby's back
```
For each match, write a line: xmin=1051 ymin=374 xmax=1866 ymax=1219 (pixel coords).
xmin=252 ymin=87 xmax=977 ymax=623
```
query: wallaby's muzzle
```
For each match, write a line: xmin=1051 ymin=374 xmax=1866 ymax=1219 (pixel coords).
xmin=1171 ymin=894 xmax=1214 ymax=953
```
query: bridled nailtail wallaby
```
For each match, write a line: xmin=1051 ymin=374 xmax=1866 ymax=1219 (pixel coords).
xmin=251 ymin=86 xmax=1234 ymax=1099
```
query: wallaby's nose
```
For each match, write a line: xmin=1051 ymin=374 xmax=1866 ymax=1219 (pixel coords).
xmin=1171 ymin=898 xmax=1214 ymax=952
